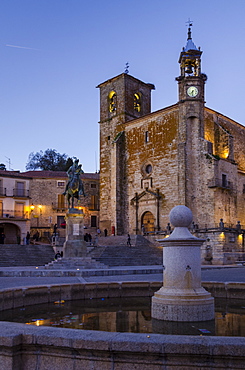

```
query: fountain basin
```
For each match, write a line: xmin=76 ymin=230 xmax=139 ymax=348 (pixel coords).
xmin=0 ymin=281 xmax=245 ymax=369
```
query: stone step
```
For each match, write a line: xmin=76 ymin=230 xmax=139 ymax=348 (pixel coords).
xmin=45 ymin=257 xmax=108 ymax=270
xmin=0 ymin=244 xmax=55 ymax=266
xmin=89 ymin=235 xmax=163 ymax=266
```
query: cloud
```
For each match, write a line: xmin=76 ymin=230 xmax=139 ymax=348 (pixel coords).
xmin=5 ymin=44 xmax=39 ymax=51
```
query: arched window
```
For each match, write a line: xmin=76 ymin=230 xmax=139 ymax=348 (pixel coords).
xmin=108 ymin=91 xmax=117 ymax=113
xmin=134 ymin=93 xmax=141 ymax=112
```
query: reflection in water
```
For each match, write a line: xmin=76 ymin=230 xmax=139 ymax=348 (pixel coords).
xmin=1 ymin=297 xmax=245 ymax=336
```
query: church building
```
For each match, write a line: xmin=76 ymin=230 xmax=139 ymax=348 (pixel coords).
xmin=97 ymin=26 xmax=245 ymax=264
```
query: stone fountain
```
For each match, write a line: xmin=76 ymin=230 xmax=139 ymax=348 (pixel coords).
xmin=152 ymin=205 xmax=214 ymax=321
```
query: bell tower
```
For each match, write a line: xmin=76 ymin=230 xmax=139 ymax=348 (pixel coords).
xmin=176 ymin=23 xmax=208 ymax=219
xmin=176 ymin=22 xmax=207 ymax=109
xmin=97 ymin=72 xmax=155 ymax=235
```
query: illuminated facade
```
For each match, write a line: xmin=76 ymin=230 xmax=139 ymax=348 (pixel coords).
xmin=0 ymin=170 xmax=99 ymax=244
xmin=98 ymin=27 xmax=245 ymax=264
xmin=25 ymin=171 xmax=100 ymax=240
xmin=0 ymin=170 xmax=31 ymax=243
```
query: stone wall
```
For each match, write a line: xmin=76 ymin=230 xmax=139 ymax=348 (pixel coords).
xmin=199 ymin=230 xmax=245 ymax=265
xmin=0 ymin=321 xmax=245 ymax=369
xmin=29 ymin=172 xmax=99 ymax=234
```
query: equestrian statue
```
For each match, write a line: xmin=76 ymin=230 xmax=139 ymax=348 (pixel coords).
xmin=63 ymin=158 xmax=85 ymax=208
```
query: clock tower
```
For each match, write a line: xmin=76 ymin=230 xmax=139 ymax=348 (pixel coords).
xmin=176 ymin=24 xmax=208 ymax=218
xmin=176 ymin=23 xmax=207 ymax=108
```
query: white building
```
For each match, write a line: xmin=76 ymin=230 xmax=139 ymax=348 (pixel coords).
xmin=0 ymin=170 xmax=31 ymax=244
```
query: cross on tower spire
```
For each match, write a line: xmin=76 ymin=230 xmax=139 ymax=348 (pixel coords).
xmin=186 ymin=18 xmax=193 ymax=40
xmin=124 ymin=62 xmax=129 ymax=74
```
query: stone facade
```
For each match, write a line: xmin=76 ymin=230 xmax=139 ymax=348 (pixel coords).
xmin=0 ymin=170 xmax=99 ymax=244
xmin=0 ymin=170 xmax=31 ymax=243
xmin=98 ymin=29 xmax=245 ymax=264
xmin=23 ymin=171 xmax=100 ymax=241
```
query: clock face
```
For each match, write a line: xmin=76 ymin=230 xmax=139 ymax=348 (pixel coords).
xmin=187 ymin=86 xmax=198 ymax=97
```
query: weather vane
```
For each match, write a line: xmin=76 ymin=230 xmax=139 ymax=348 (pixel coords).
xmin=124 ymin=62 xmax=129 ymax=74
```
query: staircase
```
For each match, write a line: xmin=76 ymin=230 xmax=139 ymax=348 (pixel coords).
xmin=89 ymin=235 xmax=163 ymax=266
xmin=0 ymin=236 xmax=162 ymax=268
xmin=45 ymin=257 xmax=108 ymax=270
xmin=0 ymin=244 xmax=55 ymax=267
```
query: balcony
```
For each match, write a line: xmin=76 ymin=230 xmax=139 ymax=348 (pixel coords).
xmin=88 ymin=203 xmax=100 ymax=211
xmin=208 ymin=178 xmax=233 ymax=191
xmin=52 ymin=202 xmax=68 ymax=212
xmin=0 ymin=209 xmax=28 ymax=219
xmin=13 ymin=188 xmax=30 ymax=198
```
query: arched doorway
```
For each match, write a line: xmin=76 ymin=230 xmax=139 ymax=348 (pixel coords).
xmin=0 ymin=223 xmax=21 ymax=244
xmin=141 ymin=211 xmax=155 ymax=234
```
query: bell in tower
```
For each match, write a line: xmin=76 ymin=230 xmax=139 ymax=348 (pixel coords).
xmin=176 ymin=22 xmax=207 ymax=103
xmin=178 ymin=22 xmax=203 ymax=78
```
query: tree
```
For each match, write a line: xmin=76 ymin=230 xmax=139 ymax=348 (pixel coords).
xmin=26 ymin=149 xmax=71 ymax=171
xmin=0 ymin=163 xmax=6 ymax=170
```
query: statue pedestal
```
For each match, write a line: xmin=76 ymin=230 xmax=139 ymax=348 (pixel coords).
xmin=63 ymin=208 xmax=87 ymax=258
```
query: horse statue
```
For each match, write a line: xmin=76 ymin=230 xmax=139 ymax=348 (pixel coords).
xmin=63 ymin=159 xmax=85 ymax=208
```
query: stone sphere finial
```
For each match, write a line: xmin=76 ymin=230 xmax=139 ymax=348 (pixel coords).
xmin=169 ymin=205 xmax=193 ymax=227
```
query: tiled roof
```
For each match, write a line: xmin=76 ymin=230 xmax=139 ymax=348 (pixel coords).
xmin=0 ymin=170 xmax=32 ymax=179
xmin=22 ymin=170 xmax=100 ymax=180
xmin=0 ymin=170 xmax=99 ymax=180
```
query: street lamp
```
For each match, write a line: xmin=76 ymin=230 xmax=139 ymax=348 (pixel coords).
xmin=38 ymin=205 xmax=42 ymax=216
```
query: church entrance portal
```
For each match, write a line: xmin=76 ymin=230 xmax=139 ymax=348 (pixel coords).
xmin=142 ymin=211 xmax=155 ymax=233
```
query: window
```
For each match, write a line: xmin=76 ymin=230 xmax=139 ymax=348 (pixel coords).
xmin=91 ymin=215 xmax=97 ymax=227
xmin=58 ymin=194 xmax=65 ymax=208
xmin=16 ymin=182 xmax=25 ymax=197
xmin=90 ymin=195 xmax=99 ymax=210
xmin=57 ymin=215 xmax=65 ymax=228
xmin=145 ymin=131 xmax=149 ymax=143
xmin=207 ymin=141 xmax=213 ymax=154
xmin=91 ymin=183 xmax=96 ymax=189
xmin=134 ymin=93 xmax=141 ymax=112
xmin=108 ymin=91 xmax=117 ymax=113
xmin=0 ymin=180 xmax=4 ymax=196
xmin=222 ymin=174 xmax=227 ymax=188
xmin=145 ymin=164 xmax=152 ymax=174
xmin=57 ymin=181 xmax=65 ymax=187
xmin=15 ymin=202 xmax=24 ymax=218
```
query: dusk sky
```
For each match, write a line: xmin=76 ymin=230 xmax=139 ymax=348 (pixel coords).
xmin=1 ymin=1 xmax=245 ymax=172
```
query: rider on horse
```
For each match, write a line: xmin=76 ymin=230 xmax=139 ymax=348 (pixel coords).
xmin=63 ymin=158 xmax=85 ymax=198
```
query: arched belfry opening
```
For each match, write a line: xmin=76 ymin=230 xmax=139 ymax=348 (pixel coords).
xmin=108 ymin=91 xmax=117 ymax=113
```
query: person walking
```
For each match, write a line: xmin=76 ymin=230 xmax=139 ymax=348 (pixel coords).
xmin=127 ymin=234 xmax=131 ymax=247
xmin=0 ymin=232 xmax=5 ymax=244
xmin=26 ymin=232 xmax=30 ymax=245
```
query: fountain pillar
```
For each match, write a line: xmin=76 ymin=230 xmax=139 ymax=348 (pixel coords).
xmin=152 ymin=205 xmax=214 ymax=321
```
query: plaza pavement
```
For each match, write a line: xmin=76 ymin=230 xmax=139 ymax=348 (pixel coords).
xmin=0 ymin=265 xmax=245 ymax=290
